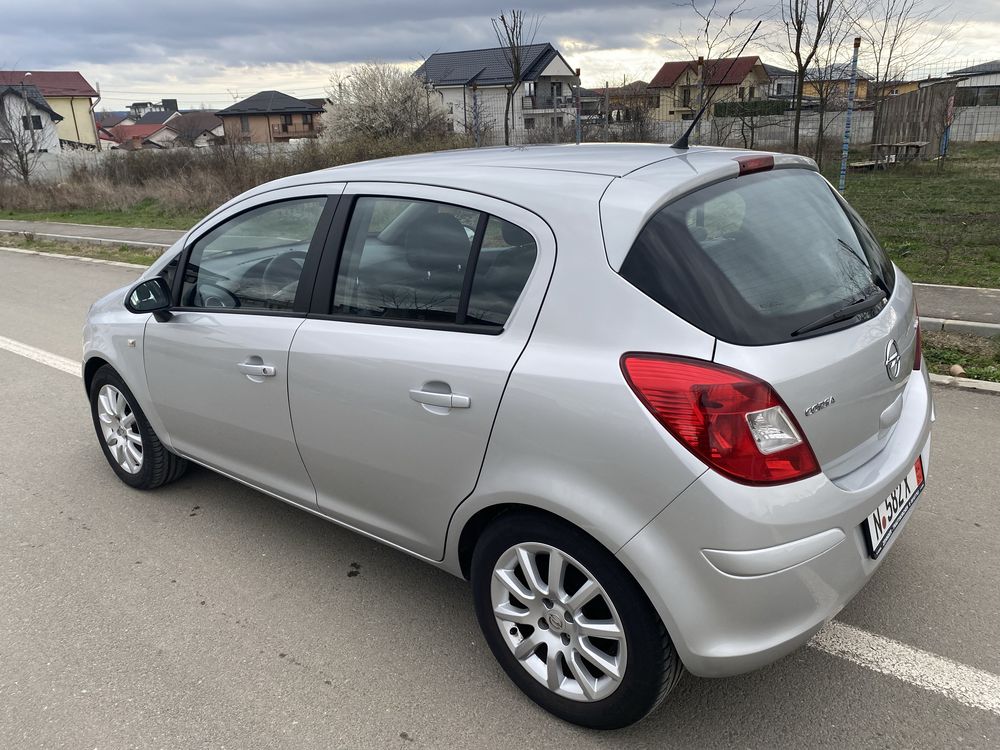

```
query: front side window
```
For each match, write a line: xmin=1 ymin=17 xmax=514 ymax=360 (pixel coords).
xmin=620 ymin=169 xmax=895 ymax=345
xmin=181 ymin=197 xmax=326 ymax=311
xmin=331 ymin=196 xmax=536 ymax=330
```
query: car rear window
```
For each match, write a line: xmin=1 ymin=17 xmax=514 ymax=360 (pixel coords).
xmin=619 ymin=168 xmax=895 ymax=346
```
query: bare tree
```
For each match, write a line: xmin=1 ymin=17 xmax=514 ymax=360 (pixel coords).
xmin=783 ymin=0 xmax=836 ymax=153
xmin=808 ymin=1 xmax=861 ymax=166
xmin=491 ymin=9 xmax=541 ymax=146
xmin=669 ymin=1 xmax=761 ymax=145
xmin=0 ymin=88 xmax=46 ymax=184
xmin=852 ymin=0 xmax=957 ymax=148
xmin=326 ymin=62 xmax=447 ymax=141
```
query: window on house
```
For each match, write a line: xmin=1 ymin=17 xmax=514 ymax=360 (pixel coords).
xmin=280 ymin=114 xmax=293 ymax=125
xmin=739 ymin=87 xmax=746 ymax=100
xmin=301 ymin=114 xmax=313 ymax=125
xmin=552 ymin=82 xmax=563 ymax=98
xmin=240 ymin=115 xmax=250 ymax=133
xmin=748 ymin=86 xmax=755 ymax=100
xmin=525 ymin=81 xmax=535 ymax=97
xmin=776 ymin=82 xmax=784 ymax=95
xmin=524 ymin=117 xmax=535 ymax=130
xmin=21 ymin=115 xmax=43 ymax=130
xmin=682 ymin=87 xmax=691 ymax=107
xmin=447 ymin=102 xmax=454 ymax=114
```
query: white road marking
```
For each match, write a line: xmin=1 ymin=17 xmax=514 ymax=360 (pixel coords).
xmin=1 ymin=245 xmax=149 ymax=270
xmin=0 ymin=335 xmax=81 ymax=378
xmin=3 ymin=335 xmax=1000 ymax=718
xmin=810 ymin=620 xmax=1000 ymax=717
xmin=914 ymin=281 xmax=1000 ymax=293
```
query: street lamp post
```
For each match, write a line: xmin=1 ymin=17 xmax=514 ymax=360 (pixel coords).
xmin=20 ymin=72 xmax=37 ymax=153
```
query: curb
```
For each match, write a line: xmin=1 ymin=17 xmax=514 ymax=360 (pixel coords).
xmin=0 ymin=246 xmax=150 ymax=270
xmin=929 ymin=372 xmax=1000 ymax=394
xmin=920 ymin=316 xmax=1000 ymax=339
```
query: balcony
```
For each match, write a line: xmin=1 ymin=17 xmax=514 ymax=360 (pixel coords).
xmin=271 ymin=122 xmax=316 ymax=138
xmin=522 ymin=95 xmax=576 ymax=111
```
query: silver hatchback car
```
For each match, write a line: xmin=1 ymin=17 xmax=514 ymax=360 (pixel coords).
xmin=84 ymin=144 xmax=932 ymax=729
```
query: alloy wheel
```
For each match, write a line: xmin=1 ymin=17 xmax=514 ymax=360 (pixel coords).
xmin=97 ymin=384 xmax=143 ymax=474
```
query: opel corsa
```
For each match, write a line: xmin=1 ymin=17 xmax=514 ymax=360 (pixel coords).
xmin=84 ymin=144 xmax=933 ymax=729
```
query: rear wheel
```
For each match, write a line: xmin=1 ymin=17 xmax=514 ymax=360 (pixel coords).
xmin=471 ymin=511 xmax=682 ymax=729
xmin=89 ymin=365 xmax=187 ymax=489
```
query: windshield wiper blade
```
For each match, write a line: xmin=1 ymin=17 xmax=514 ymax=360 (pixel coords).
xmin=836 ymin=237 xmax=889 ymax=295
xmin=791 ymin=289 xmax=887 ymax=337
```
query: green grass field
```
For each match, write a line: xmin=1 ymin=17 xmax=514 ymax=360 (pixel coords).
xmin=922 ymin=330 xmax=1000 ymax=382
xmin=827 ymin=142 xmax=1000 ymax=288
xmin=0 ymin=197 xmax=201 ymax=231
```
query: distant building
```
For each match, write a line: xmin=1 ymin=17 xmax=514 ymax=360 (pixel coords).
xmin=0 ymin=70 xmax=100 ymax=148
xmin=0 ymin=83 xmax=63 ymax=153
xmin=216 ymin=91 xmax=324 ymax=143
xmin=647 ymin=56 xmax=771 ymax=121
xmin=129 ymin=99 xmax=179 ymax=119
xmin=949 ymin=61 xmax=1000 ymax=107
xmin=414 ymin=43 xmax=580 ymax=140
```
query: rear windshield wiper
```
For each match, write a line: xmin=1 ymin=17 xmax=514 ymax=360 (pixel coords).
xmin=836 ymin=237 xmax=889 ymax=295
xmin=791 ymin=288 xmax=887 ymax=337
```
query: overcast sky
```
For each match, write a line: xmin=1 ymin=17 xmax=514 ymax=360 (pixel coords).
xmin=2 ymin=1 xmax=994 ymax=110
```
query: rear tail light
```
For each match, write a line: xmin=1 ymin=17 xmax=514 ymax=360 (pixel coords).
xmin=621 ymin=354 xmax=819 ymax=486
xmin=913 ymin=302 xmax=923 ymax=370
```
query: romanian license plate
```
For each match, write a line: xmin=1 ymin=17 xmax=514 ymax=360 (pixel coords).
xmin=863 ymin=457 xmax=925 ymax=559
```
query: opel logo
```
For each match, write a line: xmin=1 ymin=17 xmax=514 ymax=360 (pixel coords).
xmin=885 ymin=340 xmax=902 ymax=380
xmin=546 ymin=613 xmax=564 ymax=631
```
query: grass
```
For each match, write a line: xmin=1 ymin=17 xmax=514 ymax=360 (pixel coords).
xmin=922 ymin=330 xmax=1000 ymax=382
xmin=0 ymin=234 xmax=159 ymax=266
xmin=824 ymin=142 xmax=1000 ymax=288
xmin=0 ymin=197 xmax=200 ymax=231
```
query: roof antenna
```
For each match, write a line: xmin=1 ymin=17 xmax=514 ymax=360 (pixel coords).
xmin=670 ymin=20 xmax=762 ymax=150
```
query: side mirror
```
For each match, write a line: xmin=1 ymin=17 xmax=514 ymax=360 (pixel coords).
xmin=126 ymin=277 xmax=172 ymax=321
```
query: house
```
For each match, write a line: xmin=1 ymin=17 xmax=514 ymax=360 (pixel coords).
xmin=948 ymin=61 xmax=1000 ymax=107
xmin=103 ymin=123 xmax=167 ymax=150
xmin=763 ymin=63 xmax=797 ymax=100
xmin=801 ymin=64 xmax=871 ymax=104
xmin=414 ymin=43 xmax=580 ymax=140
xmin=647 ymin=56 xmax=771 ymax=121
xmin=594 ymin=81 xmax=659 ymax=121
xmin=154 ymin=111 xmax=225 ymax=148
xmin=95 ymin=111 xmax=134 ymax=129
xmin=216 ymin=91 xmax=324 ymax=143
xmin=0 ymin=70 xmax=99 ymax=148
xmin=0 ymin=84 xmax=63 ymax=154
xmin=129 ymin=99 xmax=179 ymax=119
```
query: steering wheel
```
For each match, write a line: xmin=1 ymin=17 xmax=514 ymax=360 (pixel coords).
xmin=195 ymin=283 xmax=239 ymax=309
xmin=261 ymin=250 xmax=308 ymax=301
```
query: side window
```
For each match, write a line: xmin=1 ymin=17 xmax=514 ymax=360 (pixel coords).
xmin=465 ymin=217 xmax=537 ymax=327
xmin=331 ymin=197 xmax=536 ymax=329
xmin=181 ymin=197 xmax=326 ymax=311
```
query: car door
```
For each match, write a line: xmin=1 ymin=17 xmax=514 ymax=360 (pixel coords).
xmin=143 ymin=185 xmax=343 ymax=504
xmin=288 ymin=184 xmax=555 ymax=559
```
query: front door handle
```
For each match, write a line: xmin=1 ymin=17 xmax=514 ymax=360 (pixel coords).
xmin=238 ymin=362 xmax=276 ymax=377
xmin=409 ymin=389 xmax=471 ymax=408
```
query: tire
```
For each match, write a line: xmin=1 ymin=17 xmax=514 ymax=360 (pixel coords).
xmin=89 ymin=365 xmax=188 ymax=490
xmin=471 ymin=510 xmax=683 ymax=729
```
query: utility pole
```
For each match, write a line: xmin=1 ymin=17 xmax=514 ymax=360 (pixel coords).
xmin=603 ymin=81 xmax=609 ymax=142
xmin=838 ymin=38 xmax=862 ymax=194
xmin=574 ymin=69 xmax=582 ymax=145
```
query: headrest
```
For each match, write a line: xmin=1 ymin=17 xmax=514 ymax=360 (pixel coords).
xmin=404 ymin=213 xmax=472 ymax=274
xmin=500 ymin=221 xmax=534 ymax=247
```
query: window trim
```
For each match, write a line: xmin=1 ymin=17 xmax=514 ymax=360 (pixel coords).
xmin=310 ymin=194 xmax=532 ymax=335
xmin=170 ymin=194 xmax=338 ymax=316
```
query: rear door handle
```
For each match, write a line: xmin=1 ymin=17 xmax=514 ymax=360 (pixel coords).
xmin=409 ymin=389 xmax=471 ymax=408
xmin=238 ymin=362 xmax=276 ymax=377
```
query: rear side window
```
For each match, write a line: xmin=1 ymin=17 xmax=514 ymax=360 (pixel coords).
xmin=331 ymin=197 xmax=536 ymax=330
xmin=620 ymin=169 xmax=895 ymax=345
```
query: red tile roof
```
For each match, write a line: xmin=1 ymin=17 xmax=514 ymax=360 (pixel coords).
xmin=0 ymin=70 xmax=98 ymax=97
xmin=648 ymin=56 xmax=762 ymax=89
xmin=105 ymin=123 xmax=165 ymax=142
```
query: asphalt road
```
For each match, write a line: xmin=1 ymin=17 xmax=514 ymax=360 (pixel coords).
xmin=1 ymin=250 xmax=999 ymax=749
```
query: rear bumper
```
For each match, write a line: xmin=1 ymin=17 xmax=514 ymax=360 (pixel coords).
xmin=616 ymin=369 xmax=933 ymax=677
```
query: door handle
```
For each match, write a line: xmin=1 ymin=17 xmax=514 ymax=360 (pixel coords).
xmin=238 ymin=362 xmax=276 ymax=377
xmin=409 ymin=389 xmax=471 ymax=408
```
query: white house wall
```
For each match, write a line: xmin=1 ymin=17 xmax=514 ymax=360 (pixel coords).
xmin=0 ymin=92 xmax=61 ymax=152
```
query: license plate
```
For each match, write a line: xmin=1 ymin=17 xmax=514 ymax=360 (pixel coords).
xmin=862 ymin=457 xmax=924 ymax=559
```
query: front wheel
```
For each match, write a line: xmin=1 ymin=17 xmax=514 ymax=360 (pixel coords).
xmin=471 ymin=511 xmax=683 ymax=729
xmin=89 ymin=365 xmax=187 ymax=489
